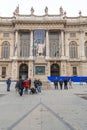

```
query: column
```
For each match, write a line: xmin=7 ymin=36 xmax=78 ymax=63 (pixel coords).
xmin=46 ymin=30 xmax=50 ymax=59
xmin=61 ymin=30 xmax=64 ymax=57
xmin=30 ymin=30 xmax=33 ymax=59
xmin=14 ymin=30 xmax=18 ymax=57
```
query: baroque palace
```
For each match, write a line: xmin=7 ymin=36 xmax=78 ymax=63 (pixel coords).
xmin=0 ymin=6 xmax=87 ymax=81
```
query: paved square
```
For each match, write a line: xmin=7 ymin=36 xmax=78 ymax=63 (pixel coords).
xmin=0 ymin=82 xmax=87 ymax=130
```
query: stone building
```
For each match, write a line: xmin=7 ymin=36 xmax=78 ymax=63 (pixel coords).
xmin=0 ymin=6 xmax=87 ymax=81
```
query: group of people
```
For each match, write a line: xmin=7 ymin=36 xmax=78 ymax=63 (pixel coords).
xmin=15 ymin=78 xmax=43 ymax=96
xmin=6 ymin=77 xmax=42 ymax=96
xmin=54 ymin=77 xmax=73 ymax=90
xmin=6 ymin=77 xmax=73 ymax=95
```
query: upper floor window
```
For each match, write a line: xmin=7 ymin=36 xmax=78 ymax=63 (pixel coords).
xmin=70 ymin=33 xmax=76 ymax=38
xmin=20 ymin=33 xmax=30 ymax=57
xmin=49 ymin=32 xmax=60 ymax=57
xmin=85 ymin=41 xmax=87 ymax=57
xmin=2 ymin=41 xmax=10 ymax=59
xmin=3 ymin=33 xmax=9 ymax=37
xmin=69 ymin=41 xmax=78 ymax=58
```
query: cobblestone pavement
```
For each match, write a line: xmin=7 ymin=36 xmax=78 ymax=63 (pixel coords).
xmin=0 ymin=82 xmax=87 ymax=130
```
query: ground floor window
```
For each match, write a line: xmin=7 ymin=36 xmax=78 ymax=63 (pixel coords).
xmin=2 ymin=67 xmax=6 ymax=78
xmin=73 ymin=67 xmax=77 ymax=75
xmin=35 ymin=66 xmax=45 ymax=75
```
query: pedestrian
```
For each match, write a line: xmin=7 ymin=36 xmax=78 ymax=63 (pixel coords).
xmin=15 ymin=80 xmax=19 ymax=92
xmin=59 ymin=79 xmax=63 ymax=90
xmin=54 ymin=77 xmax=58 ymax=89
xmin=18 ymin=77 xmax=24 ymax=96
xmin=29 ymin=78 xmax=31 ymax=88
xmin=24 ymin=78 xmax=29 ymax=94
xmin=86 ymin=78 xmax=87 ymax=85
xmin=6 ymin=77 xmax=11 ymax=91
xmin=69 ymin=78 xmax=73 ymax=89
xmin=80 ymin=77 xmax=83 ymax=85
xmin=37 ymin=79 xmax=42 ymax=93
xmin=64 ymin=78 xmax=68 ymax=89
xmin=34 ymin=78 xmax=38 ymax=91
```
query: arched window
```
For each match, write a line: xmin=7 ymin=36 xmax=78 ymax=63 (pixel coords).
xmin=69 ymin=41 xmax=78 ymax=58
xmin=85 ymin=41 xmax=87 ymax=57
xmin=2 ymin=41 xmax=10 ymax=58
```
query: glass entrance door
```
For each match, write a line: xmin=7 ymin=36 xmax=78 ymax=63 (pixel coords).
xmin=19 ymin=64 xmax=28 ymax=79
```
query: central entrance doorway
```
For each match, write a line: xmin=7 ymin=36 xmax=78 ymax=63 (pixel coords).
xmin=19 ymin=64 xmax=28 ymax=79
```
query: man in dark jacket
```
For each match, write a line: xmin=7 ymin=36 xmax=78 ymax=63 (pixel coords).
xmin=54 ymin=77 xmax=58 ymax=89
xmin=18 ymin=78 xmax=24 ymax=96
xmin=6 ymin=77 xmax=11 ymax=91
xmin=64 ymin=78 xmax=68 ymax=89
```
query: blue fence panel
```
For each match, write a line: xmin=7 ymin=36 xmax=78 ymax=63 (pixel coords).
xmin=48 ymin=76 xmax=87 ymax=83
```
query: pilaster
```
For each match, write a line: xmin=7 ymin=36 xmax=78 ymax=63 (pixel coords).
xmin=80 ymin=30 xmax=85 ymax=60
xmin=30 ymin=30 xmax=33 ymax=59
xmin=11 ymin=61 xmax=18 ymax=80
xmin=46 ymin=30 xmax=50 ymax=59
xmin=61 ymin=30 xmax=65 ymax=58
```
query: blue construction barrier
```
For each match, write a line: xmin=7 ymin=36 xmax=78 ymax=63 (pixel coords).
xmin=48 ymin=76 xmax=87 ymax=83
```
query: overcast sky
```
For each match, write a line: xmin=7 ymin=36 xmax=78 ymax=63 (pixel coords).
xmin=0 ymin=0 xmax=87 ymax=17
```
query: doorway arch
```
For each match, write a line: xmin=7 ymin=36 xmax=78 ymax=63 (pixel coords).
xmin=19 ymin=64 xmax=28 ymax=79
xmin=51 ymin=64 xmax=60 ymax=76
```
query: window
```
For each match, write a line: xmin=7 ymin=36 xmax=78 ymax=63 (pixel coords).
xmin=85 ymin=33 xmax=87 ymax=36
xmin=49 ymin=32 xmax=60 ymax=57
xmin=3 ymin=33 xmax=9 ymax=37
xmin=2 ymin=41 xmax=10 ymax=58
xmin=73 ymin=67 xmax=77 ymax=75
xmin=33 ymin=30 xmax=46 ymax=56
xmin=69 ymin=41 xmax=78 ymax=58
xmin=35 ymin=66 xmax=45 ymax=75
xmin=85 ymin=41 xmax=87 ymax=57
xmin=20 ymin=33 xmax=30 ymax=57
xmin=2 ymin=67 xmax=6 ymax=78
xmin=70 ymin=33 xmax=76 ymax=37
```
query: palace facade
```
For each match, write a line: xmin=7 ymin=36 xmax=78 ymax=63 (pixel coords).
xmin=0 ymin=6 xmax=87 ymax=81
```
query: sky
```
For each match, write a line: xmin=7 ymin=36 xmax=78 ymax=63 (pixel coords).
xmin=0 ymin=0 xmax=87 ymax=17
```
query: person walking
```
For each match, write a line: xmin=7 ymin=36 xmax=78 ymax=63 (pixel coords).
xmin=64 ymin=78 xmax=68 ymax=89
xmin=37 ymin=79 xmax=42 ymax=93
xmin=59 ymin=79 xmax=63 ymax=90
xmin=18 ymin=77 xmax=24 ymax=96
xmin=54 ymin=77 xmax=58 ymax=89
xmin=69 ymin=78 xmax=73 ymax=89
xmin=24 ymin=78 xmax=29 ymax=94
xmin=6 ymin=77 xmax=11 ymax=91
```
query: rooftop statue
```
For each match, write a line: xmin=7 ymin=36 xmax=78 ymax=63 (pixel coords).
xmin=13 ymin=5 xmax=19 ymax=15
xmin=45 ymin=6 xmax=48 ymax=15
xmin=59 ymin=6 xmax=63 ymax=16
xmin=31 ymin=7 xmax=34 ymax=15
xmin=79 ymin=10 xmax=82 ymax=16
